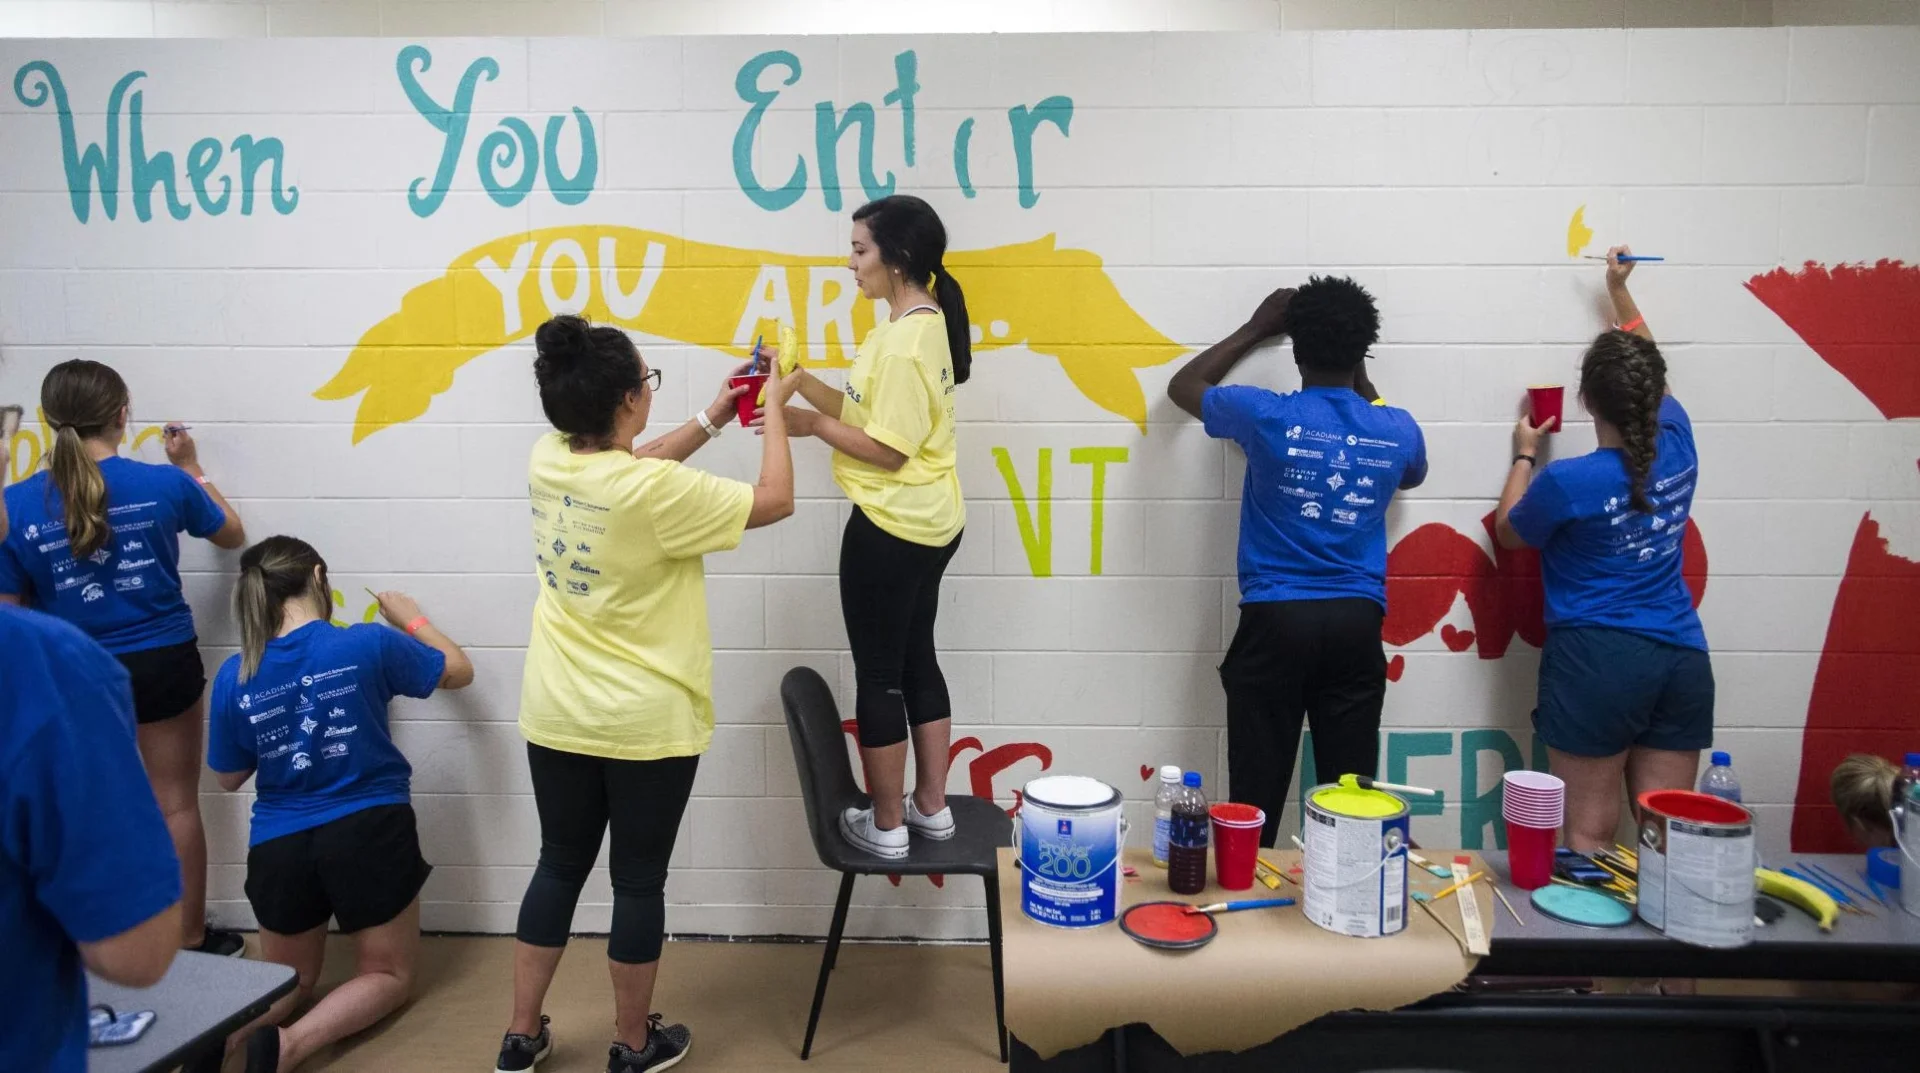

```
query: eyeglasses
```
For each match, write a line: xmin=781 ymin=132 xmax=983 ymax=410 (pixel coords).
xmin=641 ymin=367 xmax=662 ymax=391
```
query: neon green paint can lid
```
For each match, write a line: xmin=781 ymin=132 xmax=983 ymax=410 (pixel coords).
xmin=1310 ymin=783 xmax=1403 ymax=819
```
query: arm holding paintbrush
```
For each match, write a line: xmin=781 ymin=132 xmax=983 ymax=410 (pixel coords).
xmin=633 ymin=361 xmax=758 ymax=463
xmin=1605 ymin=246 xmax=1654 ymax=344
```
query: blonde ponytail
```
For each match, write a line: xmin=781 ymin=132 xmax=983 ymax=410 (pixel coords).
xmin=234 ymin=535 xmax=330 ymax=682
xmin=40 ymin=360 xmax=129 ymax=559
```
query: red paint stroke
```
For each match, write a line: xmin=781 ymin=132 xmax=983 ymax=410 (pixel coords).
xmin=1746 ymin=260 xmax=1920 ymax=419
xmin=1383 ymin=510 xmax=1708 ymax=659
xmin=1385 ymin=654 xmax=1405 ymax=682
xmin=1790 ymin=515 xmax=1920 ymax=852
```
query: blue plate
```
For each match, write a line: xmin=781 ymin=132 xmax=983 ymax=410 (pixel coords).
xmin=1531 ymin=884 xmax=1634 ymax=928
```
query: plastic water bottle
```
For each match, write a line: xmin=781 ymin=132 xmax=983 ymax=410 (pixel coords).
xmin=1151 ymin=766 xmax=1183 ymax=869
xmin=1890 ymin=752 xmax=1920 ymax=818
xmin=1167 ymin=772 xmax=1211 ymax=896
xmin=1698 ymin=751 xmax=1742 ymax=804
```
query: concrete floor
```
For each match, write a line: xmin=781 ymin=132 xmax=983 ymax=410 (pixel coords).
xmin=281 ymin=935 xmax=1006 ymax=1072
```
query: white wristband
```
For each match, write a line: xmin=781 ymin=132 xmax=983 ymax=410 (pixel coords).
xmin=694 ymin=409 xmax=723 ymax=439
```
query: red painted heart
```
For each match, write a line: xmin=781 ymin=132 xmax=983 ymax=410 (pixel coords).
xmin=1440 ymin=625 xmax=1475 ymax=652
xmin=1140 ymin=765 xmax=1154 ymax=781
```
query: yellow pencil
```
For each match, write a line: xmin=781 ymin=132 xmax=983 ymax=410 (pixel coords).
xmin=1258 ymin=856 xmax=1300 ymax=886
xmin=1430 ymin=871 xmax=1486 ymax=902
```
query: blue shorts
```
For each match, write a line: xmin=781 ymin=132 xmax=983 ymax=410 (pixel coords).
xmin=1532 ymin=627 xmax=1714 ymax=758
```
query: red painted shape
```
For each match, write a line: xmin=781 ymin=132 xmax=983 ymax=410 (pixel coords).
xmin=1140 ymin=765 xmax=1154 ymax=781
xmin=1746 ymin=260 xmax=1920 ymax=419
xmin=1382 ymin=510 xmax=1707 ymax=660
xmin=1790 ymin=515 xmax=1920 ymax=852
xmin=1385 ymin=655 xmax=1405 ymax=682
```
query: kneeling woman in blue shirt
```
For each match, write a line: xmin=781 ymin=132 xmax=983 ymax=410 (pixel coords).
xmin=207 ymin=536 xmax=474 ymax=1073
xmin=1496 ymin=249 xmax=1712 ymax=852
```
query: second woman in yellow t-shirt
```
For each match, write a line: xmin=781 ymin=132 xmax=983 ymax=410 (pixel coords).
xmin=783 ymin=194 xmax=970 ymax=860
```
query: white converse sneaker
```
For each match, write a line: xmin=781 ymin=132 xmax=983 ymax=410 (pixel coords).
xmin=903 ymin=795 xmax=956 ymax=840
xmin=840 ymin=807 xmax=909 ymax=859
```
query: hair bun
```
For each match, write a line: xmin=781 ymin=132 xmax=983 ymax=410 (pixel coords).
xmin=534 ymin=315 xmax=592 ymax=372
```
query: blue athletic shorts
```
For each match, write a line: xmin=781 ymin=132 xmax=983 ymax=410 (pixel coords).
xmin=1532 ymin=627 xmax=1715 ymax=758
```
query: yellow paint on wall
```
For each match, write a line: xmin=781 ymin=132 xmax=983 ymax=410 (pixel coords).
xmin=318 ymin=226 xmax=1186 ymax=443
xmin=1566 ymin=204 xmax=1594 ymax=259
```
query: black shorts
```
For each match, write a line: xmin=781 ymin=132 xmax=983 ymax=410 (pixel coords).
xmin=114 ymin=639 xmax=208 ymax=725
xmin=1533 ymin=627 xmax=1715 ymax=758
xmin=245 ymin=803 xmax=432 ymax=935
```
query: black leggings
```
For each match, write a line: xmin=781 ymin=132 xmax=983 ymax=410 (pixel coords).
xmin=515 ymin=742 xmax=699 ymax=964
xmin=1220 ymin=598 xmax=1387 ymax=849
xmin=841 ymin=507 xmax=963 ymax=748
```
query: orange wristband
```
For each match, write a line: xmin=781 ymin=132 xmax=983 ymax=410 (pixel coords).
xmin=1617 ymin=315 xmax=1644 ymax=333
xmin=404 ymin=616 xmax=429 ymax=635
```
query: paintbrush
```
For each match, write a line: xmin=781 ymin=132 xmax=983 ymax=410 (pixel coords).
xmin=1183 ymin=897 xmax=1295 ymax=916
xmin=1257 ymin=856 xmax=1300 ymax=886
xmin=1804 ymin=861 xmax=1876 ymax=908
xmin=1413 ymin=895 xmax=1471 ymax=955
xmin=1582 ymin=254 xmax=1664 ymax=262
xmin=1490 ymin=884 xmax=1525 ymax=926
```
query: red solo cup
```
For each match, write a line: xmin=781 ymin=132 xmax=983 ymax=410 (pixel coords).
xmin=1506 ymin=819 xmax=1558 ymax=890
xmin=1210 ymin=803 xmax=1264 ymax=891
xmin=1528 ymin=385 xmax=1565 ymax=433
xmin=729 ymin=373 xmax=770 ymax=426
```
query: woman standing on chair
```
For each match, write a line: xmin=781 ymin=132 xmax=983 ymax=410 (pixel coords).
xmin=0 ymin=360 xmax=248 ymax=957
xmin=1495 ymin=248 xmax=1712 ymax=852
xmin=208 ymin=536 xmax=473 ymax=1073
xmin=496 ymin=316 xmax=799 ymax=1073
xmin=780 ymin=194 xmax=970 ymax=860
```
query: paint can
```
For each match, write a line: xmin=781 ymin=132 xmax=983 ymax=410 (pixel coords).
xmin=1017 ymin=775 xmax=1126 ymax=928
xmin=1302 ymin=781 xmax=1409 ymax=937
xmin=1636 ymin=790 xmax=1757 ymax=948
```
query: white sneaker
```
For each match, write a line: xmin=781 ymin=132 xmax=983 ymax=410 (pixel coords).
xmin=904 ymin=795 xmax=956 ymax=840
xmin=840 ymin=807 xmax=909 ymax=859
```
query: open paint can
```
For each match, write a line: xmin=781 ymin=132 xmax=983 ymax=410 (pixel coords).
xmin=1302 ymin=781 xmax=1409 ymax=937
xmin=1017 ymin=775 xmax=1126 ymax=928
xmin=1636 ymin=789 xmax=1756 ymax=948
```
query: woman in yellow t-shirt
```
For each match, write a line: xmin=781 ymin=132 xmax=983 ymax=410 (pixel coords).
xmin=784 ymin=195 xmax=970 ymax=860
xmin=496 ymin=315 xmax=799 ymax=1073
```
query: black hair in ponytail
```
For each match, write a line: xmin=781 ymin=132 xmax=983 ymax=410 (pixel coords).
xmin=852 ymin=195 xmax=972 ymax=385
xmin=1580 ymin=329 xmax=1667 ymax=514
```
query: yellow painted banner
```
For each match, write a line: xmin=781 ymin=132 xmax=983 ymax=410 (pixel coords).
xmin=318 ymin=226 xmax=1186 ymax=443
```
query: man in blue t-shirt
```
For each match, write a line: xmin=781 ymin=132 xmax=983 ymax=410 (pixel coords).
xmin=2 ymin=487 xmax=185 ymax=1071
xmin=1170 ymin=278 xmax=1427 ymax=847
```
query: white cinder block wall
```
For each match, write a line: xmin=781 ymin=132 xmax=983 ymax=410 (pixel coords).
xmin=2 ymin=17 xmax=1916 ymax=938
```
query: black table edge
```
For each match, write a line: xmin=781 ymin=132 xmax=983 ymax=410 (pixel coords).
xmin=118 ymin=966 xmax=300 ymax=1073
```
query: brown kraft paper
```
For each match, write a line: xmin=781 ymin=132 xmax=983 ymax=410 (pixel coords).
xmin=998 ymin=848 xmax=1486 ymax=1058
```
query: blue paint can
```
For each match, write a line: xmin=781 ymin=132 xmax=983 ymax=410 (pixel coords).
xmin=1018 ymin=775 xmax=1125 ymax=928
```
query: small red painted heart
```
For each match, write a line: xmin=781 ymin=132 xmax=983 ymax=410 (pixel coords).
xmin=1385 ymin=655 xmax=1405 ymax=682
xmin=1440 ymin=625 xmax=1475 ymax=652
xmin=1140 ymin=765 xmax=1154 ymax=781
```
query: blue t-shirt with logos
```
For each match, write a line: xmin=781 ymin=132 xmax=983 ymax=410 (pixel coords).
xmin=0 ymin=457 xmax=226 ymax=653
xmin=1204 ymin=384 xmax=1427 ymax=608
xmin=207 ymin=621 xmax=445 ymax=845
xmin=1506 ymin=395 xmax=1706 ymax=651
xmin=1 ymin=605 xmax=182 ymax=1073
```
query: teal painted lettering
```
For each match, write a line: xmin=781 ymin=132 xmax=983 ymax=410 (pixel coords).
xmin=13 ymin=62 xmax=136 ymax=223
xmin=733 ymin=50 xmax=806 ymax=212
xmin=185 ymin=137 xmax=229 ymax=215
xmin=479 ymin=118 xmax=538 ymax=207
xmin=1008 ymin=95 xmax=1073 ymax=209
xmin=230 ymin=135 xmax=299 ymax=215
xmin=813 ymin=101 xmax=894 ymax=212
xmin=128 ymin=89 xmax=191 ymax=222
xmin=953 ymin=117 xmax=976 ymax=199
xmin=398 ymin=45 xmax=496 ymax=218
xmin=542 ymin=108 xmax=597 ymax=206
xmin=1386 ymin=732 xmax=1451 ymax=818
xmin=882 ymin=50 xmax=919 ymax=167
xmin=1460 ymin=729 xmax=1524 ymax=850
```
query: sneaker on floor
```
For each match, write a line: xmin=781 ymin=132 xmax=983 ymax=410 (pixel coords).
xmin=904 ymin=795 xmax=955 ymax=840
xmin=840 ymin=806 xmax=909 ymax=859
xmin=190 ymin=928 xmax=247 ymax=958
xmin=243 ymin=1025 xmax=280 ymax=1073
xmin=496 ymin=1015 xmax=552 ymax=1073
xmin=608 ymin=1015 xmax=691 ymax=1073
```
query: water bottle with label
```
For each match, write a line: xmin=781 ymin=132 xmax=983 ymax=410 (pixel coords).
xmin=1167 ymin=772 xmax=1211 ymax=896
xmin=1698 ymin=751 xmax=1742 ymax=803
xmin=1890 ymin=753 xmax=1920 ymax=819
xmin=1151 ymin=765 xmax=1183 ymax=869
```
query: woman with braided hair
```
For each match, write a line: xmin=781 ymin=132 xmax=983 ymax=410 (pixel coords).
xmin=1495 ymin=247 xmax=1712 ymax=852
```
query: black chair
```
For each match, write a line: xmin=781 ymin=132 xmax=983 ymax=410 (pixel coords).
xmin=780 ymin=666 xmax=1011 ymax=1062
